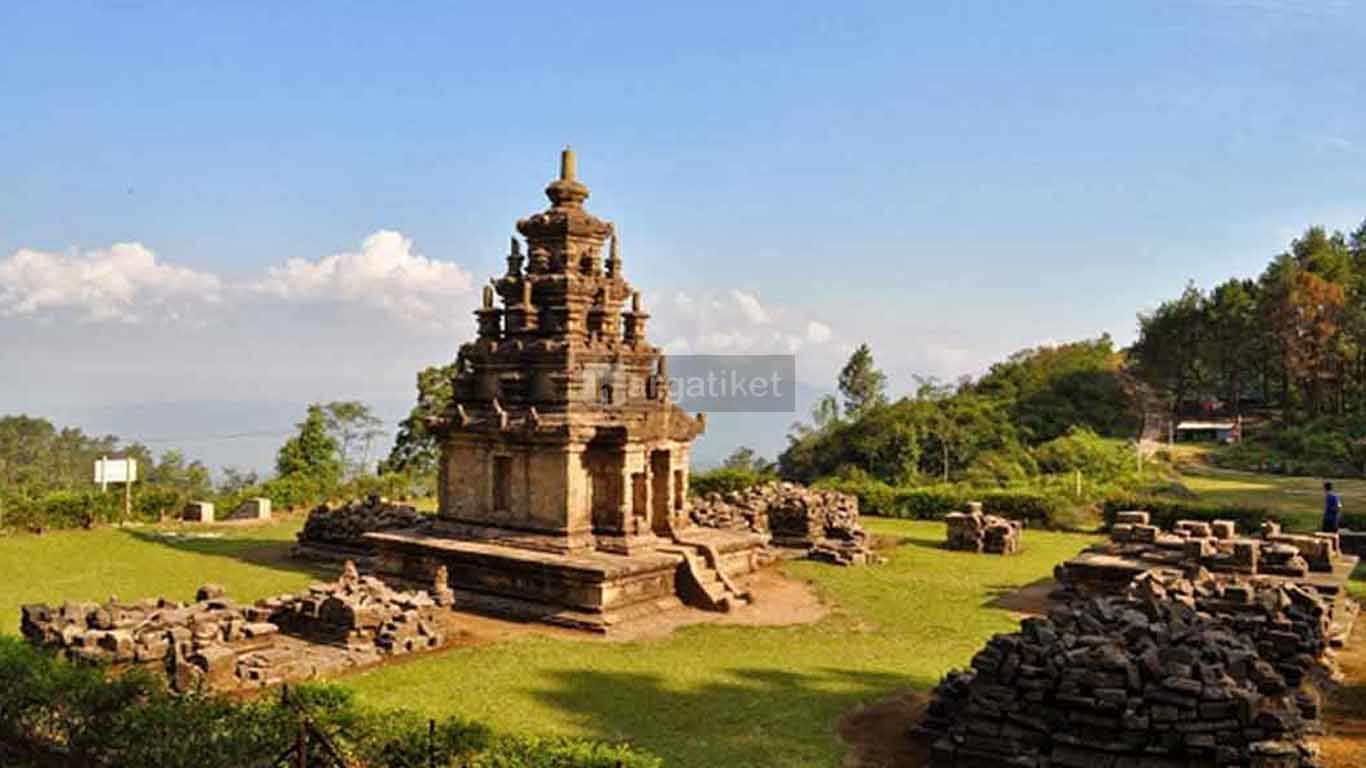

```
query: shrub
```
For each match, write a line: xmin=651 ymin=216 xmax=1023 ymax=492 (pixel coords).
xmin=1032 ymin=427 xmax=1131 ymax=480
xmin=689 ymin=466 xmax=773 ymax=497
xmin=0 ymin=637 xmax=659 ymax=768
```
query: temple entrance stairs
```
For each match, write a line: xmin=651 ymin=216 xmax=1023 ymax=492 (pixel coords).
xmin=658 ymin=534 xmax=753 ymax=613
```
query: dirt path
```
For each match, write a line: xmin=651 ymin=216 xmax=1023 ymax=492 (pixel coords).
xmin=1320 ymin=619 xmax=1366 ymax=767
xmin=837 ymin=689 xmax=931 ymax=768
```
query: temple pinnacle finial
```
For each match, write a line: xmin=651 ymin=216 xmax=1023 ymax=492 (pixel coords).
xmin=560 ymin=146 xmax=577 ymax=181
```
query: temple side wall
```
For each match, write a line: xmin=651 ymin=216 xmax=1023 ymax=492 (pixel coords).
xmin=440 ymin=437 xmax=582 ymax=536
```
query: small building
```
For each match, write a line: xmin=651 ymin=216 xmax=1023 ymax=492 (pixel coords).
xmin=1175 ymin=420 xmax=1239 ymax=443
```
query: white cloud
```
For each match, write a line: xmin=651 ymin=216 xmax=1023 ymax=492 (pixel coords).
xmin=0 ymin=242 xmax=221 ymax=323
xmin=652 ymin=288 xmax=833 ymax=356
xmin=0 ymin=230 xmax=477 ymax=330
xmin=729 ymin=289 xmax=770 ymax=325
xmin=250 ymin=230 xmax=473 ymax=327
xmin=805 ymin=321 xmax=832 ymax=344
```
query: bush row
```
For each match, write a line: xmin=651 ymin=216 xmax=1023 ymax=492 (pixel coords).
xmin=0 ymin=470 xmax=432 ymax=535
xmin=688 ymin=466 xmax=776 ymax=497
xmin=812 ymin=477 xmax=1066 ymax=528
xmin=0 ymin=636 xmax=659 ymax=768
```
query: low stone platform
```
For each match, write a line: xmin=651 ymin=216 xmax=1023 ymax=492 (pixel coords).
xmin=1055 ymin=513 xmax=1360 ymax=649
xmin=366 ymin=526 xmax=768 ymax=633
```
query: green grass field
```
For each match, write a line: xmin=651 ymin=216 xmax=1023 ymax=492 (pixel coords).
xmin=1 ymin=489 xmax=1360 ymax=766
xmin=1170 ymin=460 xmax=1366 ymax=531
xmin=0 ymin=516 xmax=1096 ymax=766
xmin=0 ymin=517 xmax=330 ymax=635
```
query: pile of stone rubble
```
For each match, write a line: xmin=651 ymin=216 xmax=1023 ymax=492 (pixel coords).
xmin=20 ymin=562 xmax=455 ymax=693
xmin=944 ymin=502 xmax=1023 ymax=554
xmin=1058 ymin=513 xmax=1357 ymax=602
xmin=292 ymin=495 xmax=431 ymax=564
xmin=689 ymin=481 xmax=878 ymax=565
xmin=921 ymin=569 xmax=1343 ymax=767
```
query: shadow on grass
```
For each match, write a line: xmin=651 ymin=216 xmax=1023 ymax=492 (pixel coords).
xmin=121 ymin=529 xmax=336 ymax=582
xmin=892 ymin=533 xmax=947 ymax=552
xmin=530 ymin=665 xmax=923 ymax=767
xmin=981 ymin=577 xmax=1058 ymax=614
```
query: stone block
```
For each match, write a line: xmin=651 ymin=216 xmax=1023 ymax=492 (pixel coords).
xmin=182 ymin=501 xmax=215 ymax=523
xmin=191 ymin=645 xmax=238 ymax=688
xmin=196 ymin=584 xmax=226 ymax=602
xmin=1210 ymin=520 xmax=1236 ymax=540
xmin=1115 ymin=510 xmax=1150 ymax=526
xmin=227 ymin=497 xmax=271 ymax=522
xmin=1175 ymin=520 xmax=1213 ymax=538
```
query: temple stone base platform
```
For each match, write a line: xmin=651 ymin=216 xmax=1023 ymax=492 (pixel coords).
xmin=367 ymin=527 xmax=768 ymax=633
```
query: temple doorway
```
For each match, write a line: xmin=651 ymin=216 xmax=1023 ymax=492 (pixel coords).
xmin=650 ymin=449 xmax=671 ymax=535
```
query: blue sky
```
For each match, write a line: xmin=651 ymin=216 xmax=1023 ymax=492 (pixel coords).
xmin=3 ymin=1 xmax=1365 ymax=469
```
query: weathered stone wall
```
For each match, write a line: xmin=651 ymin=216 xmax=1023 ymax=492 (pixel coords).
xmin=689 ymin=481 xmax=878 ymax=565
xmin=945 ymin=502 xmax=1022 ymax=554
xmin=921 ymin=570 xmax=1344 ymax=767
xmin=20 ymin=562 xmax=455 ymax=693
xmin=292 ymin=495 xmax=431 ymax=564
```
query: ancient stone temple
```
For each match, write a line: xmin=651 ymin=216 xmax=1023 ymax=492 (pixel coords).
xmin=368 ymin=150 xmax=768 ymax=631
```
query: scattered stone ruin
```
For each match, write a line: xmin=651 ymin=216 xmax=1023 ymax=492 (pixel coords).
xmin=20 ymin=562 xmax=457 ymax=693
xmin=921 ymin=569 xmax=1349 ymax=768
xmin=1056 ymin=512 xmax=1359 ymax=604
xmin=944 ymin=501 xmax=1023 ymax=555
xmin=688 ymin=481 xmax=879 ymax=565
xmin=292 ymin=495 xmax=432 ymax=566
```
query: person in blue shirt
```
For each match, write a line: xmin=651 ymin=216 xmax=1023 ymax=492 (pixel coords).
xmin=1322 ymin=481 xmax=1342 ymax=533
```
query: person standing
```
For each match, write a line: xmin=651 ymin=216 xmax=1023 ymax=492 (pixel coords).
xmin=1322 ymin=481 xmax=1342 ymax=533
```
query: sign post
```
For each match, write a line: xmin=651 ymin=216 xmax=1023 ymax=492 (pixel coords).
xmin=94 ymin=458 xmax=138 ymax=525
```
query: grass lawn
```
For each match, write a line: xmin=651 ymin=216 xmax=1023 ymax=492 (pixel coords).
xmin=0 ymin=515 xmax=1097 ymax=766
xmin=0 ymin=516 xmax=332 ymax=635
xmin=1 ymin=504 xmax=1359 ymax=765
xmin=340 ymin=518 xmax=1096 ymax=767
xmin=1171 ymin=462 xmax=1366 ymax=531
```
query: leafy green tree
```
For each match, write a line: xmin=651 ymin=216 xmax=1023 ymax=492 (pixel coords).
xmin=720 ymin=446 xmax=775 ymax=474
xmin=146 ymin=449 xmax=212 ymax=497
xmin=972 ymin=336 xmax=1134 ymax=442
xmin=1203 ymin=278 xmax=1260 ymax=412
xmin=382 ymin=363 xmax=455 ymax=476
xmin=1131 ymin=284 xmax=1206 ymax=417
xmin=275 ymin=404 xmax=341 ymax=484
xmin=321 ymin=401 xmax=385 ymax=479
xmin=837 ymin=344 xmax=887 ymax=417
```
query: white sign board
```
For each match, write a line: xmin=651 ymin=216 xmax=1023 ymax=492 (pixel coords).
xmin=94 ymin=457 xmax=138 ymax=485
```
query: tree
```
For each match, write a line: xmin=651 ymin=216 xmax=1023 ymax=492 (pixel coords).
xmin=837 ymin=344 xmax=887 ymax=417
xmin=321 ymin=401 xmax=385 ymax=480
xmin=276 ymin=404 xmax=342 ymax=484
xmin=1131 ymin=283 xmax=1206 ymax=417
xmin=381 ymin=364 xmax=455 ymax=476
xmin=1203 ymin=279 xmax=1260 ymax=412
xmin=720 ymin=446 xmax=774 ymax=474
xmin=219 ymin=467 xmax=260 ymax=494
xmin=146 ymin=449 xmax=212 ymax=497
xmin=784 ymin=394 xmax=840 ymax=443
